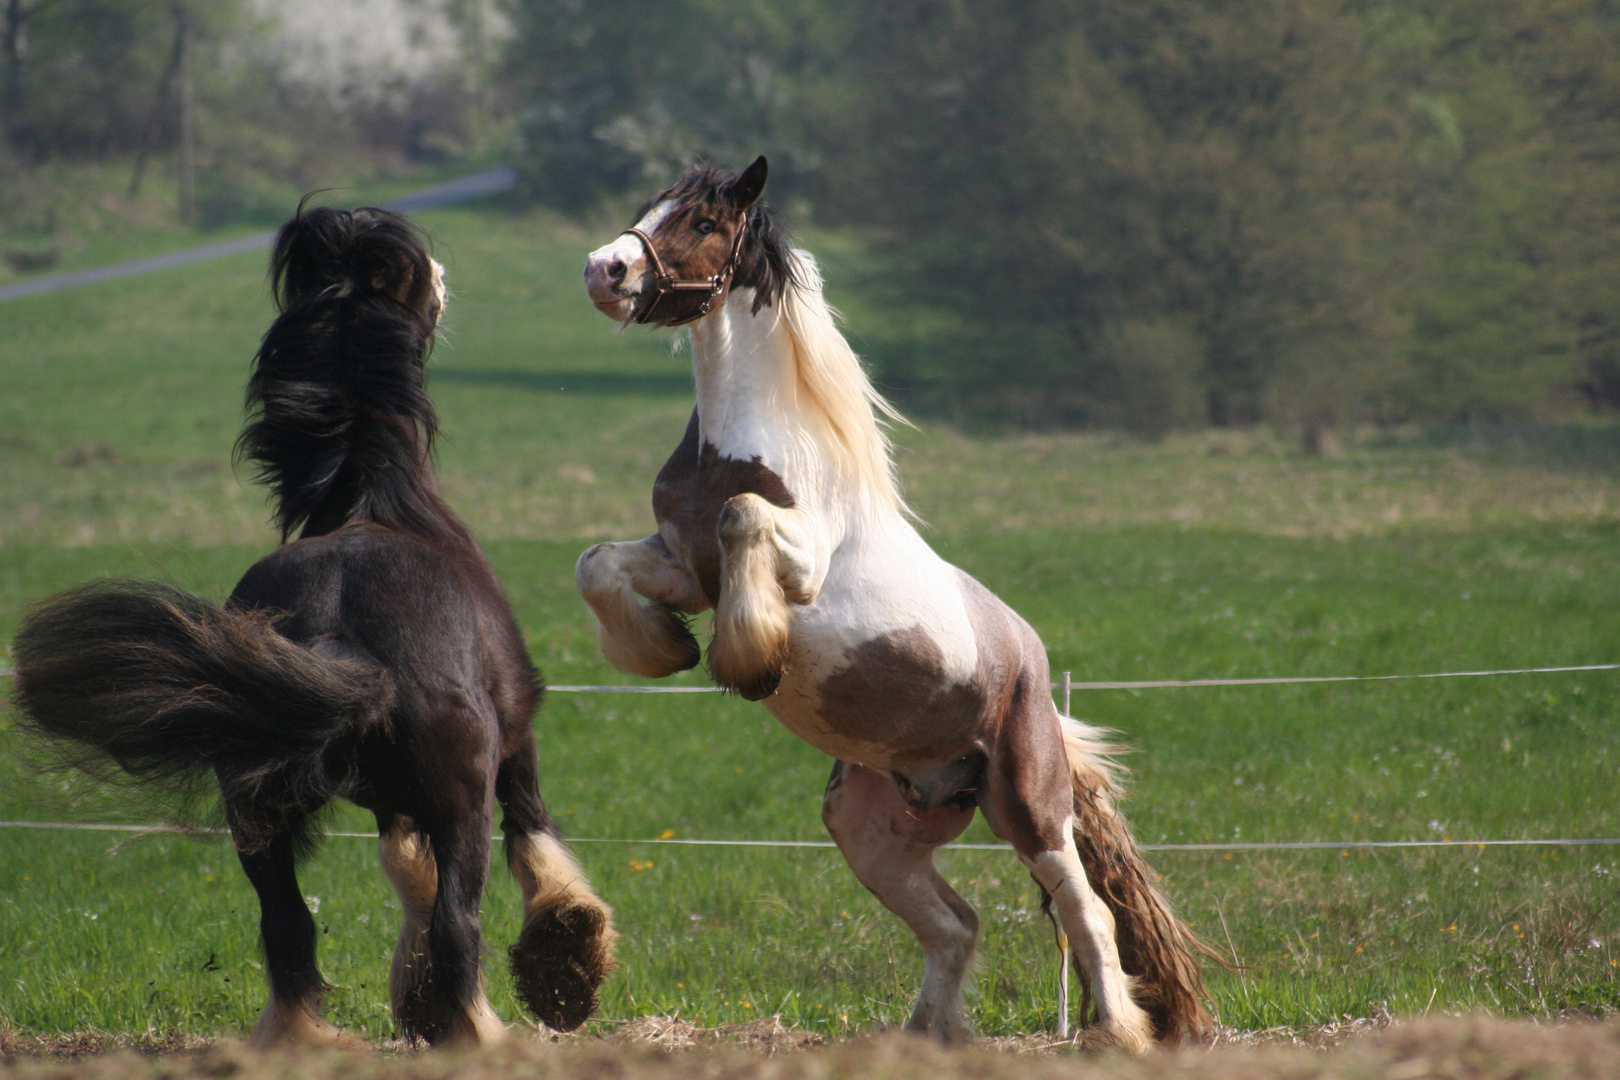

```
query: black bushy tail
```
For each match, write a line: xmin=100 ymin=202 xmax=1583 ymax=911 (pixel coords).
xmin=12 ymin=579 xmax=392 ymax=845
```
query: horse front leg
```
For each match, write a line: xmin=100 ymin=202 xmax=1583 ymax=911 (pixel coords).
xmin=576 ymin=533 xmax=706 ymax=678
xmin=496 ymin=736 xmax=617 ymax=1032
xmin=709 ymin=494 xmax=825 ymax=699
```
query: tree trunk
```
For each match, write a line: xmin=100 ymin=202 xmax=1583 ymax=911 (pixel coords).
xmin=128 ymin=6 xmax=187 ymax=200
xmin=3 ymin=0 xmax=23 ymax=147
xmin=176 ymin=4 xmax=193 ymax=222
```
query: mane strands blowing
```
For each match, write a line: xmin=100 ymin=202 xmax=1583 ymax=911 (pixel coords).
xmin=13 ymin=203 xmax=614 ymax=1049
xmin=243 ymin=202 xmax=451 ymax=543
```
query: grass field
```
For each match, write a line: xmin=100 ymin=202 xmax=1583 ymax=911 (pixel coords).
xmin=1 ymin=199 xmax=1619 ymax=1045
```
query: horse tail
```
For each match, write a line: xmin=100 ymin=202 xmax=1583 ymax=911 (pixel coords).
xmin=1060 ymin=716 xmax=1218 ymax=1042
xmin=12 ymin=579 xmax=392 ymax=845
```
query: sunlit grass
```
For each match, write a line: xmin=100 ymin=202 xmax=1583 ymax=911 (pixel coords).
xmin=1 ymin=207 xmax=1618 ymax=1040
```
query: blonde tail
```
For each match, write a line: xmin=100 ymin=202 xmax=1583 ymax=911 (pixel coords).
xmin=1061 ymin=716 xmax=1216 ymax=1042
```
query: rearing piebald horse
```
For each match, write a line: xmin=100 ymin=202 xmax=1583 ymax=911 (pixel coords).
xmin=577 ymin=157 xmax=1212 ymax=1046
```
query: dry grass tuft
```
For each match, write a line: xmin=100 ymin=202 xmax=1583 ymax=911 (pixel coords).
xmin=6 ymin=1017 xmax=1620 ymax=1079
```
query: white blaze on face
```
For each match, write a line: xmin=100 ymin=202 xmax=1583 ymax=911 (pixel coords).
xmin=583 ymin=199 xmax=677 ymax=319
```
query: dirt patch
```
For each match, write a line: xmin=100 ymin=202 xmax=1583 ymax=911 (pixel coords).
xmin=4 ymin=1017 xmax=1620 ymax=1079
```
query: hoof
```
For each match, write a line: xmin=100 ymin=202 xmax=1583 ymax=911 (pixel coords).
xmin=1082 ymin=1018 xmax=1152 ymax=1054
xmin=732 ymin=668 xmax=781 ymax=701
xmin=656 ymin=603 xmax=702 ymax=672
xmin=509 ymin=901 xmax=615 ymax=1032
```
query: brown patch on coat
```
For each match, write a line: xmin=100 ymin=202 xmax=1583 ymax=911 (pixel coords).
xmin=652 ymin=410 xmax=795 ymax=605
xmin=814 ymin=625 xmax=986 ymax=762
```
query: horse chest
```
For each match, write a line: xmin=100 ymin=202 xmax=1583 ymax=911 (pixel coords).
xmin=651 ymin=409 xmax=795 ymax=605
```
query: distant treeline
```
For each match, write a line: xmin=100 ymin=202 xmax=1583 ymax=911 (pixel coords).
xmin=508 ymin=0 xmax=1620 ymax=435
xmin=0 ymin=1 xmax=502 ymax=225
xmin=7 ymin=1 xmax=1615 ymax=434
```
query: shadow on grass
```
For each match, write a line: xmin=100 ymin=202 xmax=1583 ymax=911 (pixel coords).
xmin=431 ymin=368 xmax=692 ymax=396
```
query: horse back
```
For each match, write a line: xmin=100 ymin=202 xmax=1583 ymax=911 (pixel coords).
xmin=229 ymin=522 xmax=539 ymax=734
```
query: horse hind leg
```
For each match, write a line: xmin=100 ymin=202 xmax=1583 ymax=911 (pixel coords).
xmin=233 ymin=820 xmax=353 ymax=1047
xmin=981 ymin=717 xmax=1156 ymax=1051
xmin=497 ymin=746 xmax=617 ymax=1031
xmin=378 ymin=813 xmax=505 ymax=1045
xmin=822 ymin=762 xmax=979 ymax=1041
xmin=1025 ymin=832 xmax=1155 ymax=1051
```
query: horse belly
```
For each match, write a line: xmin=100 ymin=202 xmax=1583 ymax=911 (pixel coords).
xmin=764 ymin=549 xmax=985 ymax=770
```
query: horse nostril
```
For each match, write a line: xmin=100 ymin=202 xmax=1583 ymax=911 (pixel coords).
xmin=608 ymin=259 xmax=627 ymax=285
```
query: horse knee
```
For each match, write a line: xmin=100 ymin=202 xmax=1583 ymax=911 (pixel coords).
xmin=576 ymin=543 xmax=700 ymax=678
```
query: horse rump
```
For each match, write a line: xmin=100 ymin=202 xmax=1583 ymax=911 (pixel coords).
xmin=12 ymin=578 xmax=392 ymax=845
xmin=1060 ymin=716 xmax=1220 ymax=1042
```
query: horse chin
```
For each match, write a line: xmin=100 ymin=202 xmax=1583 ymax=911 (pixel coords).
xmin=591 ymin=296 xmax=636 ymax=322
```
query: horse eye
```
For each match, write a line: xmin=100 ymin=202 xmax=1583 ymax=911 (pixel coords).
xmin=695 ymin=219 xmax=716 ymax=235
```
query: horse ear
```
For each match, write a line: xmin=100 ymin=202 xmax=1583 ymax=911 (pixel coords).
xmin=729 ymin=156 xmax=768 ymax=210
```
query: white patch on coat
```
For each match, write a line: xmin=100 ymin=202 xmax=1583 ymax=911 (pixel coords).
xmin=679 ymin=275 xmax=977 ymax=767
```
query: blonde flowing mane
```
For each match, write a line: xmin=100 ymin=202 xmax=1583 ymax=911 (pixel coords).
xmin=777 ymin=249 xmax=910 ymax=518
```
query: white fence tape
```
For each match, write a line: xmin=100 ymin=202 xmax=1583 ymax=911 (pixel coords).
xmin=4 ymin=662 xmax=1616 ymax=854
xmin=6 ymin=662 xmax=1619 ymax=688
xmin=0 ymin=820 xmax=1615 ymax=853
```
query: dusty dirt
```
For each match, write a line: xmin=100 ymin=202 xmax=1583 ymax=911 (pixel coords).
xmin=3 ymin=1015 xmax=1620 ymax=1079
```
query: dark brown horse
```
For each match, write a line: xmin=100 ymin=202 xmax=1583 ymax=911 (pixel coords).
xmin=577 ymin=158 xmax=1214 ymax=1046
xmin=13 ymin=205 xmax=614 ymax=1047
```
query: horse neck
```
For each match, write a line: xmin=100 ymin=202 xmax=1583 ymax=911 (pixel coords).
xmin=688 ymin=290 xmax=827 ymax=499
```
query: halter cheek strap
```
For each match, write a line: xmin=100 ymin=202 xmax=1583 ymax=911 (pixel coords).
xmin=622 ymin=212 xmax=750 ymax=327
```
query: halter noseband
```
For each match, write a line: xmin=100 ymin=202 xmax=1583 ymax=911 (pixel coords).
xmin=621 ymin=212 xmax=750 ymax=326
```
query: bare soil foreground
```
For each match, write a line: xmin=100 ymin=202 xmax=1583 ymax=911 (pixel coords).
xmin=5 ymin=1017 xmax=1620 ymax=1080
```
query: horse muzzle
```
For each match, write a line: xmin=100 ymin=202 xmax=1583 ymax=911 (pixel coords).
xmin=584 ymin=243 xmax=650 ymax=322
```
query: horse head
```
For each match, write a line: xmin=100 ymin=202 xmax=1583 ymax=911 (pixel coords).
xmin=584 ymin=155 xmax=789 ymax=326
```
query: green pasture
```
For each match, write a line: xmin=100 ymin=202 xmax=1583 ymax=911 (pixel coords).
xmin=1 ymin=201 xmax=1618 ymax=1041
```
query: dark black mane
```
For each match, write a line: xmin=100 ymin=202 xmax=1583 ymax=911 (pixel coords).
xmin=645 ymin=163 xmax=799 ymax=312
xmin=237 ymin=203 xmax=456 ymax=543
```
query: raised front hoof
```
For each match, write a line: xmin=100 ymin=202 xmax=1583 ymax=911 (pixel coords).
xmin=509 ymin=901 xmax=616 ymax=1032
xmin=656 ymin=604 xmax=703 ymax=672
xmin=707 ymin=636 xmax=785 ymax=700
xmin=730 ymin=669 xmax=781 ymax=701
xmin=597 ymin=603 xmax=701 ymax=678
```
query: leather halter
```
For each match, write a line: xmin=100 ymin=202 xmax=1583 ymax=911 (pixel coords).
xmin=621 ymin=212 xmax=749 ymax=326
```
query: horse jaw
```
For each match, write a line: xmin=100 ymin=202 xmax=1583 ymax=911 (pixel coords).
xmin=583 ymin=199 xmax=675 ymax=323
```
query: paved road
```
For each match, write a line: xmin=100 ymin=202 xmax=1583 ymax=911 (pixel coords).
xmin=0 ymin=166 xmax=517 ymax=305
